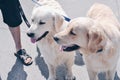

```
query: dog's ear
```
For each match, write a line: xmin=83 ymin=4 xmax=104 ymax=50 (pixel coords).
xmin=87 ymin=28 xmax=105 ymax=53
xmin=53 ymin=13 xmax=64 ymax=32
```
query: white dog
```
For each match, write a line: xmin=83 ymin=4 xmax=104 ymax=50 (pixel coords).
xmin=54 ymin=3 xmax=120 ymax=80
xmin=27 ymin=0 xmax=75 ymax=80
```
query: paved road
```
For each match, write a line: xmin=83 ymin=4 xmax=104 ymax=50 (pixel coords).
xmin=0 ymin=0 xmax=120 ymax=80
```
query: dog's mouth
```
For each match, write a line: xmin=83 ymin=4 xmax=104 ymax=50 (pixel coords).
xmin=60 ymin=44 xmax=80 ymax=52
xmin=31 ymin=31 xmax=49 ymax=43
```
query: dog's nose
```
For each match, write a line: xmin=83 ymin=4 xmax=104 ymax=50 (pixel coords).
xmin=27 ymin=33 xmax=35 ymax=38
xmin=53 ymin=37 xmax=59 ymax=42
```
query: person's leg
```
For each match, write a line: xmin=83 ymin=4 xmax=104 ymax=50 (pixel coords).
xmin=9 ymin=26 xmax=32 ymax=65
xmin=1 ymin=0 xmax=33 ymax=66
xmin=9 ymin=26 xmax=21 ymax=52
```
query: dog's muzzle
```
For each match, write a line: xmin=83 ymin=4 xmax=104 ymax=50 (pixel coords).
xmin=27 ymin=31 xmax=49 ymax=43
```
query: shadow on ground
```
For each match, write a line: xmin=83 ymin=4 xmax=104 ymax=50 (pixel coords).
xmin=0 ymin=76 xmax=1 ymax=80
xmin=7 ymin=58 xmax=27 ymax=80
xmin=114 ymin=72 xmax=120 ymax=80
xmin=74 ymin=51 xmax=84 ymax=66
xmin=35 ymin=46 xmax=49 ymax=79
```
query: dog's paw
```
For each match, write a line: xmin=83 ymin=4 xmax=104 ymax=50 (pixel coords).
xmin=65 ymin=76 xmax=76 ymax=80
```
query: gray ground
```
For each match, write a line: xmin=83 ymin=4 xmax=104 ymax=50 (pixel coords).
xmin=0 ymin=0 xmax=120 ymax=80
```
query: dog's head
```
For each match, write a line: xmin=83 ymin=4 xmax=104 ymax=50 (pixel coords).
xmin=54 ymin=17 xmax=106 ymax=54
xmin=27 ymin=6 xmax=64 ymax=43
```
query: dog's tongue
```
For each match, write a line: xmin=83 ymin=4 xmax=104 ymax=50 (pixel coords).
xmin=31 ymin=38 xmax=36 ymax=43
xmin=59 ymin=45 xmax=67 ymax=52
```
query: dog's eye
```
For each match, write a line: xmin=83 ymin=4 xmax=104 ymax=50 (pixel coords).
xmin=70 ymin=30 xmax=76 ymax=35
xmin=39 ymin=21 xmax=45 ymax=25
xmin=97 ymin=48 xmax=103 ymax=53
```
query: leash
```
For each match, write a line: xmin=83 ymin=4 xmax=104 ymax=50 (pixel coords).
xmin=18 ymin=1 xmax=31 ymax=28
xmin=32 ymin=0 xmax=42 ymax=6
xmin=63 ymin=15 xmax=71 ymax=22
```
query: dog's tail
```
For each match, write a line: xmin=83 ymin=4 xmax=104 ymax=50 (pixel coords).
xmin=87 ymin=3 xmax=120 ymax=31
xmin=87 ymin=3 xmax=115 ymax=20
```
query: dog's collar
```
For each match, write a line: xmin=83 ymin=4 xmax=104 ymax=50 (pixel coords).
xmin=63 ymin=15 xmax=71 ymax=22
xmin=97 ymin=48 xmax=103 ymax=53
xmin=36 ymin=31 xmax=49 ymax=42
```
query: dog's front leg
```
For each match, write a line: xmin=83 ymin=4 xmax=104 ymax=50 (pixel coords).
xmin=47 ymin=64 xmax=57 ymax=80
xmin=106 ymin=68 xmax=116 ymax=80
xmin=87 ymin=69 xmax=98 ymax=80
xmin=65 ymin=57 xmax=75 ymax=80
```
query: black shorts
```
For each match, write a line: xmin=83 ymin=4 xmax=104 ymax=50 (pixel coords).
xmin=0 ymin=0 xmax=22 ymax=27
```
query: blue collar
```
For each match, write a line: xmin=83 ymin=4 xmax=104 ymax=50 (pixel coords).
xmin=63 ymin=16 xmax=71 ymax=22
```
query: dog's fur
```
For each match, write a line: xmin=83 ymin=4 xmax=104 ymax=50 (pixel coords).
xmin=27 ymin=0 xmax=75 ymax=80
xmin=54 ymin=3 xmax=120 ymax=80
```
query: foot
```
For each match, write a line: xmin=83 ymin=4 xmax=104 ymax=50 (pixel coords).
xmin=14 ymin=49 xmax=33 ymax=66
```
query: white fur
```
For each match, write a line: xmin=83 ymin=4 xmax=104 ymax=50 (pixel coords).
xmin=27 ymin=0 xmax=75 ymax=80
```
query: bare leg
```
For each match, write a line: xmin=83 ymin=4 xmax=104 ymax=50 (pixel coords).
xmin=9 ymin=26 xmax=21 ymax=52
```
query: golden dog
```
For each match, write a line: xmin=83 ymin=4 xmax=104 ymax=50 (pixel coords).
xmin=54 ymin=3 xmax=120 ymax=80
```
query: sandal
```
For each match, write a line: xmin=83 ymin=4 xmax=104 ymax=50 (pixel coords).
xmin=14 ymin=49 xmax=33 ymax=66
